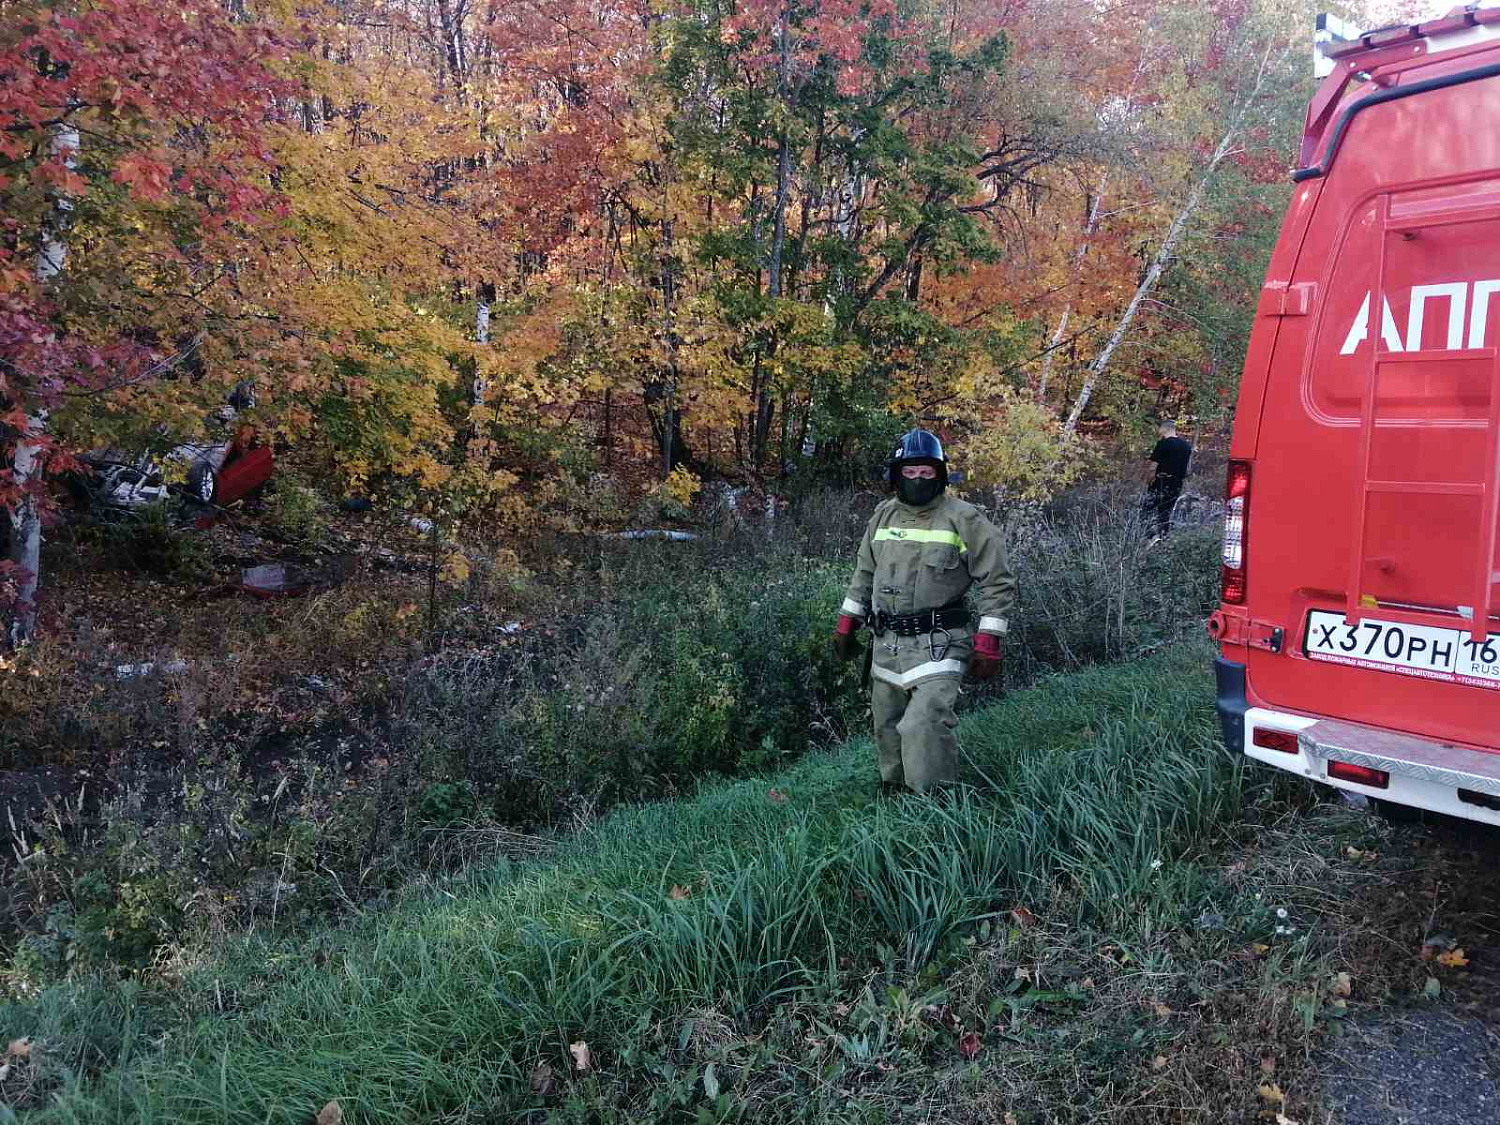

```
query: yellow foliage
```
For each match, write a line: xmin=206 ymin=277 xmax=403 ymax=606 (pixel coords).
xmin=955 ymin=386 xmax=1091 ymax=503
xmin=438 ymin=552 xmax=472 ymax=587
xmin=662 ymin=466 xmax=702 ymax=510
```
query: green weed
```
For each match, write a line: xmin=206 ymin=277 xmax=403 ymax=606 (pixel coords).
xmin=0 ymin=646 xmax=1278 ymax=1124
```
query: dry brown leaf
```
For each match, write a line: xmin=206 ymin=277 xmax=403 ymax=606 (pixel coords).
xmin=1151 ymin=1055 xmax=1167 ymax=1071
xmin=1251 ymin=943 xmax=1271 ymax=956
xmin=1151 ymin=1002 xmax=1172 ymax=1019
xmin=1004 ymin=1114 xmax=1019 ymax=1125
xmin=1332 ymin=971 xmax=1352 ymax=997
xmin=958 ymin=1031 xmax=982 ymax=1060
xmin=569 ymin=1041 xmax=592 ymax=1072
xmin=1260 ymin=1055 xmax=1277 ymax=1076
xmin=6 ymin=1039 xmax=30 ymax=1060
xmin=1437 ymin=948 xmax=1470 ymax=968
xmin=531 ymin=1062 xmax=556 ymax=1096
xmin=668 ymin=885 xmax=691 ymax=901
xmin=1010 ymin=906 xmax=1035 ymax=928
xmin=315 ymin=1101 xmax=343 ymax=1125
xmin=1258 ymin=1082 xmax=1285 ymax=1106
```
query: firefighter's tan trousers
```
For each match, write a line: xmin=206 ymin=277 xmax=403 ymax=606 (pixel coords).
xmin=871 ymin=675 xmax=962 ymax=792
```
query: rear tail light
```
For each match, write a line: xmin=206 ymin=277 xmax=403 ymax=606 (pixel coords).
xmin=1221 ymin=460 xmax=1252 ymax=604
xmin=1252 ymin=728 xmax=1299 ymax=755
xmin=1327 ymin=760 xmax=1389 ymax=789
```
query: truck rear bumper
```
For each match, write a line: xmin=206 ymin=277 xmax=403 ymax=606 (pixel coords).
xmin=1241 ymin=705 xmax=1500 ymax=827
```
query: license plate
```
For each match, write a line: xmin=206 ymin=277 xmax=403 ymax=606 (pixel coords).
xmin=1305 ymin=610 xmax=1500 ymax=690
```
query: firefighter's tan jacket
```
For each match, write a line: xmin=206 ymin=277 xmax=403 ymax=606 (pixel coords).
xmin=842 ymin=493 xmax=1016 ymax=690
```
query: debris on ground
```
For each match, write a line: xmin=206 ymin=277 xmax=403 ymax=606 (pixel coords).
xmin=239 ymin=562 xmax=314 ymax=598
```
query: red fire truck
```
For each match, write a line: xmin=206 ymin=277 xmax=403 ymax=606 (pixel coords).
xmin=1209 ymin=7 xmax=1500 ymax=825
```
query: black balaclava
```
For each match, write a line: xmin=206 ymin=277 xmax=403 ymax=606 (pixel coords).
xmin=896 ymin=464 xmax=944 ymax=507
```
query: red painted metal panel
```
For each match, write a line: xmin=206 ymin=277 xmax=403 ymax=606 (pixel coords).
xmin=1222 ymin=35 xmax=1500 ymax=756
xmin=213 ymin=445 xmax=273 ymax=505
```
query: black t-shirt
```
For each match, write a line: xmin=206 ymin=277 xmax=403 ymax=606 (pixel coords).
xmin=1149 ymin=436 xmax=1192 ymax=483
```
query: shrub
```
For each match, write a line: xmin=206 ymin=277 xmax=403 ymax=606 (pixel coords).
xmin=398 ymin=553 xmax=866 ymax=825
xmin=261 ymin=471 xmax=325 ymax=541
xmin=89 ymin=503 xmax=211 ymax=579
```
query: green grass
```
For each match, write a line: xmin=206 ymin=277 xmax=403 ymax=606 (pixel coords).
xmin=2 ymin=644 xmax=1260 ymax=1123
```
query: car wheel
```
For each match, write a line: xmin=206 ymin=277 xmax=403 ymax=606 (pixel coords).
xmin=187 ymin=462 xmax=216 ymax=504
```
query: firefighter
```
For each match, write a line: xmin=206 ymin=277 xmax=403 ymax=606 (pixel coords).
xmin=830 ymin=429 xmax=1016 ymax=795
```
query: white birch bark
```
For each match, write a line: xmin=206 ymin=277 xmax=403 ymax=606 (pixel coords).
xmin=7 ymin=120 xmax=77 ymax=647
xmin=472 ymin=292 xmax=491 ymax=406
xmin=1063 ymin=45 xmax=1276 ymax=435
xmin=1038 ymin=172 xmax=1108 ymax=403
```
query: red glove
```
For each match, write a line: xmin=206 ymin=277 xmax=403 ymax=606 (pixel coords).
xmin=831 ymin=613 xmax=863 ymax=661
xmin=969 ymin=631 xmax=1002 ymax=681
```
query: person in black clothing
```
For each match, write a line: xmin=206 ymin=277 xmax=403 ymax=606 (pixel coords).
xmin=1143 ymin=420 xmax=1191 ymax=536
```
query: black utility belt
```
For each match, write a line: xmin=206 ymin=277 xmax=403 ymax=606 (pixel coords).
xmin=872 ymin=606 xmax=969 ymax=637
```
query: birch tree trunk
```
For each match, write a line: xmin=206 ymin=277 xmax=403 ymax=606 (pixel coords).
xmin=7 ymin=119 xmax=77 ymax=648
xmin=472 ymin=281 xmax=494 ymax=406
xmin=1038 ymin=172 xmax=1108 ymax=403
xmin=756 ymin=10 xmax=793 ymax=468
xmin=1063 ymin=45 xmax=1276 ymax=435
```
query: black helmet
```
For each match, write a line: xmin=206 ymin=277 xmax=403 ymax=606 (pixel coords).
xmin=884 ymin=428 xmax=948 ymax=485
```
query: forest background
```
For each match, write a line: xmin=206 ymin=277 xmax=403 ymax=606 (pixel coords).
xmin=1 ymin=0 xmax=1373 ymax=644
xmin=11 ymin=14 xmax=1493 ymax=1121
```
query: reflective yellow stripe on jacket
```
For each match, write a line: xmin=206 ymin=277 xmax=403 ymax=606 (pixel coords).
xmin=871 ymin=527 xmax=968 ymax=554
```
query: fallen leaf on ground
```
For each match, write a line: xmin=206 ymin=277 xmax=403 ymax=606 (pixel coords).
xmin=1275 ymin=1114 xmax=1301 ymax=1125
xmin=1420 ymin=933 xmax=1455 ymax=961
xmin=767 ymin=787 xmax=786 ymax=804
xmin=1257 ymin=1082 xmax=1284 ymax=1106
xmin=1260 ymin=1055 xmax=1276 ymax=1076
xmin=959 ymin=1031 xmax=982 ymax=1059
xmin=1151 ymin=1002 xmax=1172 ymax=1019
xmin=316 ymin=1101 xmax=342 ymax=1125
xmin=1010 ymin=906 xmax=1035 ymax=927
xmin=1437 ymin=948 xmax=1469 ymax=968
xmin=1004 ymin=1114 xmax=1019 ymax=1125
xmin=1331 ymin=971 xmax=1352 ymax=997
xmin=1151 ymin=1055 xmax=1167 ymax=1071
xmin=1251 ymin=943 xmax=1270 ymax=956
xmin=6 ymin=1039 xmax=30 ymax=1059
xmin=668 ymin=884 xmax=690 ymax=901
xmin=569 ymin=1041 xmax=592 ymax=1072
xmin=531 ymin=1062 xmax=556 ymax=1095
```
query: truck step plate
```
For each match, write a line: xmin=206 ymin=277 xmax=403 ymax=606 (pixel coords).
xmin=1305 ymin=610 xmax=1500 ymax=691
xmin=1299 ymin=718 xmax=1500 ymax=796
